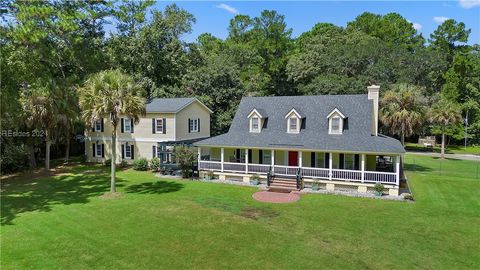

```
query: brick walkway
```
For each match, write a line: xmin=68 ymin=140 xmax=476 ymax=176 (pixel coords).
xmin=252 ymin=191 xmax=300 ymax=203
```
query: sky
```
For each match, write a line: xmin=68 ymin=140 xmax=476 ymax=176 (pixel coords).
xmin=146 ymin=0 xmax=480 ymax=44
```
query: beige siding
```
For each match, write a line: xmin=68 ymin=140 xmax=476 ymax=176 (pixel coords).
xmin=86 ymin=140 xmax=160 ymax=163
xmin=175 ymin=101 xmax=211 ymax=141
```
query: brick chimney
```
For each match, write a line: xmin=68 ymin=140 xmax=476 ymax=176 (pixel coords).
xmin=367 ymin=84 xmax=380 ymax=136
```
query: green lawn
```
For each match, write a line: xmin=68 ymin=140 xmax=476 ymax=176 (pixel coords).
xmin=1 ymin=155 xmax=480 ymax=269
xmin=405 ymin=143 xmax=480 ymax=155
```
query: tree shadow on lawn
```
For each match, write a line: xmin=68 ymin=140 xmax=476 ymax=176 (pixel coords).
xmin=125 ymin=180 xmax=184 ymax=195
xmin=1 ymin=170 xmax=125 ymax=226
xmin=403 ymin=162 xmax=432 ymax=172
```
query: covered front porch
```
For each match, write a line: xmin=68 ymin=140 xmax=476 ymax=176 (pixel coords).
xmin=197 ymin=147 xmax=401 ymax=186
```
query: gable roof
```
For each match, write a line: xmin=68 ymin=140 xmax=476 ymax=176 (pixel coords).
xmin=247 ymin=108 xmax=267 ymax=118
xmin=326 ymin=108 xmax=346 ymax=119
xmin=195 ymin=94 xmax=404 ymax=154
xmin=145 ymin=98 xmax=213 ymax=113
xmin=284 ymin=108 xmax=304 ymax=119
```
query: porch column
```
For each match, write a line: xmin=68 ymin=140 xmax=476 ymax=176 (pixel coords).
xmin=329 ymin=152 xmax=333 ymax=180
xmin=395 ymin=155 xmax=400 ymax=186
xmin=220 ymin=147 xmax=224 ymax=172
xmin=197 ymin=147 xmax=201 ymax=167
xmin=245 ymin=149 xmax=249 ymax=173
xmin=361 ymin=154 xmax=365 ymax=183
xmin=271 ymin=149 xmax=275 ymax=166
xmin=298 ymin=151 xmax=303 ymax=168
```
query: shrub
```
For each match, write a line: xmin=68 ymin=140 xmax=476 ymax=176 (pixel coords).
xmin=118 ymin=159 xmax=128 ymax=168
xmin=103 ymin=159 xmax=111 ymax=166
xmin=250 ymin=174 xmax=260 ymax=185
xmin=374 ymin=183 xmax=384 ymax=195
xmin=150 ymin=157 xmax=161 ymax=172
xmin=0 ymin=144 xmax=30 ymax=173
xmin=174 ymin=146 xmax=197 ymax=178
xmin=133 ymin=158 xmax=149 ymax=171
xmin=79 ymin=154 xmax=87 ymax=163
xmin=205 ymin=170 xmax=214 ymax=180
xmin=404 ymin=194 xmax=414 ymax=201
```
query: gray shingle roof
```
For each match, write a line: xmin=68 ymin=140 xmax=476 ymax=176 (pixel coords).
xmin=195 ymin=95 xmax=405 ymax=154
xmin=145 ymin=98 xmax=197 ymax=113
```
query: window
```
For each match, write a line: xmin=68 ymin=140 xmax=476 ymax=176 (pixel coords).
xmin=329 ymin=116 xmax=343 ymax=134
xmin=124 ymin=119 xmax=131 ymax=132
xmin=288 ymin=117 xmax=298 ymax=133
xmin=125 ymin=143 xmax=131 ymax=159
xmin=95 ymin=119 xmax=102 ymax=132
xmin=189 ymin=119 xmax=199 ymax=132
xmin=156 ymin=119 xmax=163 ymax=133
xmin=251 ymin=117 xmax=259 ymax=132
xmin=263 ymin=151 xmax=271 ymax=164
xmin=96 ymin=143 xmax=102 ymax=156
xmin=344 ymin=154 xmax=354 ymax=170
xmin=316 ymin=153 xmax=325 ymax=168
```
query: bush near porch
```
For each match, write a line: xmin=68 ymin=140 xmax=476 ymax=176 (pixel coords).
xmin=1 ymin=155 xmax=479 ymax=269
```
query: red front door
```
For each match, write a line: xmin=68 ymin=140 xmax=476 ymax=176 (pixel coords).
xmin=288 ymin=151 xmax=298 ymax=166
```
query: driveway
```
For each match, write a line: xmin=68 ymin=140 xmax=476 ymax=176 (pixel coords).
xmin=407 ymin=151 xmax=480 ymax=161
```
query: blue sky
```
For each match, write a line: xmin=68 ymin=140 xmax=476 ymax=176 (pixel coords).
xmin=147 ymin=1 xmax=480 ymax=44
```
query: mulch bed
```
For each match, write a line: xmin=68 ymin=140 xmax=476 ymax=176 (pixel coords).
xmin=252 ymin=191 xmax=300 ymax=203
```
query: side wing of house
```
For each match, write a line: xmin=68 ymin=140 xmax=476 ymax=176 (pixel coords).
xmin=175 ymin=100 xmax=211 ymax=141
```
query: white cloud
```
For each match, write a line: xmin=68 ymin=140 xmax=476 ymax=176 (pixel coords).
xmin=216 ymin=3 xmax=239 ymax=15
xmin=412 ymin=23 xmax=423 ymax=30
xmin=433 ymin=16 xmax=450 ymax=23
xmin=459 ymin=0 xmax=480 ymax=8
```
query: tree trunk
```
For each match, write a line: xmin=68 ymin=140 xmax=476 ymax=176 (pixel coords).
xmin=441 ymin=133 xmax=445 ymax=159
xmin=401 ymin=133 xmax=405 ymax=146
xmin=111 ymin=125 xmax=117 ymax=193
xmin=64 ymin=137 xmax=70 ymax=163
xmin=45 ymin=131 xmax=51 ymax=170
xmin=28 ymin=144 xmax=36 ymax=169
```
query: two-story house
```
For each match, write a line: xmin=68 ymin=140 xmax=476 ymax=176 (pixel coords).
xmin=86 ymin=98 xmax=212 ymax=164
xmin=194 ymin=85 xmax=405 ymax=196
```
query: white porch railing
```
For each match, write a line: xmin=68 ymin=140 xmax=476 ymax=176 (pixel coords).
xmin=302 ymin=167 xmax=329 ymax=178
xmin=332 ymin=169 xmax=362 ymax=182
xmin=198 ymin=161 xmax=222 ymax=171
xmin=247 ymin=164 xmax=270 ymax=174
xmin=198 ymin=161 xmax=398 ymax=185
xmin=364 ymin=171 xmax=396 ymax=184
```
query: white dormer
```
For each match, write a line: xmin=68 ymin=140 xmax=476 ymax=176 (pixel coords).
xmin=285 ymin=108 xmax=303 ymax=134
xmin=248 ymin=108 xmax=265 ymax=133
xmin=327 ymin=108 xmax=346 ymax=135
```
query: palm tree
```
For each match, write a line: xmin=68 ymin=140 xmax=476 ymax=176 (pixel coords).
xmin=380 ymin=84 xmax=426 ymax=145
xmin=429 ymin=98 xmax=462 ymax=159
xmin=79 ymin=70 xmax=145 ymax=193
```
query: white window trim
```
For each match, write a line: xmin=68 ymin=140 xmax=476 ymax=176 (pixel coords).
xmin=190 ymin=119 xmax=199 ymax=133
xmin=155 ymin=119 xmax=164 ymax=133
xmin=94 ymin=119 xmax=102 ymax=132
xmin=124 ymin=143 xmax=132 ymax=159
xmin=96 ymin=143 xmax=102 ymax=156
xmin=287 ymin=116 xmax=299 ymax=134
xmin=329 ymin=116 xmax=343 ymax=134
xmin=250 ymin=116 xmax=260 ymax=133
xmin=124 ymin=119 xmax=132 ymax=133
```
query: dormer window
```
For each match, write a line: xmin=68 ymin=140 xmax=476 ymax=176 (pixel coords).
xmin=327 ymin=108 xmax=346 ymax=135
xmin=285 ymin=108 xmax=303 ymax=134
xmin=248 ymin=108 xmax=266 ymax=133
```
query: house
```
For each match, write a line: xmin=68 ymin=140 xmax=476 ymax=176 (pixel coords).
xmin=85 ymin=98 xmax=212 ymax=164
xmin=194 ymin=85 xmax=405 ymax=196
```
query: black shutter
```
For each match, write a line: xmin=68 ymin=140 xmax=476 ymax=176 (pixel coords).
xmin=188 ymin=118 xmax=191 ymax=133
xmin=121 ymin=145 xmax=125 ymax=159
xmin=324 ymin=153 xmax=329 ymax=168
xmin=339 ymin=154 xmax=345 ymax=169
xmin=311 ymin=152 xmax=315 ymax=167
xmin=152 ymin=145 xmax=156 ymax=158
xmin=248 ymin=149 xmax=252 ymax=163
xmin=131 ymin=145 xmax=134 ymax=159
xmin=259 ymin=150 xmax=263 ymax=164
xmin=354 ymin=154 xmax=360 ymax=170
xmin=130 ymin=118 xmax=134 ymax=133
xmin=121 ymin=118 xmax=124 ymax=133
xmin=152 ymin=119 xmax=156 ymax=134
xmin=92 ymin=123 xmax=95 ymax=132
xmin=101 ymin=118 xmax=104 ymax=132
xmin=101 ymin=144 xmax=105 ymax=158
xmin=163 ymin=118 xmax=166 ymax=134
xmin=236 ymin=149 xmax=240 ymax=162
xmin=198 ymin=118 xmax=201 ymax=132
xmin=92 ymin=143 xmax=96 ymax=157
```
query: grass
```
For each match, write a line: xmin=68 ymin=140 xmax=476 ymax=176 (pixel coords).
xmin=1 ymin=155 xmax=480 ymax=269
xmin=405 ymin=143 xmax=480 ymax=155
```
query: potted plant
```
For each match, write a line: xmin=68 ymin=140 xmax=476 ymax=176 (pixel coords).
xmin=311 ymin=179 xmax=320 ymax=191
xmin=205 ymin=171 xmax=214 ymax=180
xmin=373 ymin=183 xmax=384 ymax=196
xmin=250 ymin=174 xmax=260 ymax=185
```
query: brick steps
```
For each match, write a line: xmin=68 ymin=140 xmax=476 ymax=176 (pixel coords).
xmin=268 ymin=177 xmax=298 ymax=192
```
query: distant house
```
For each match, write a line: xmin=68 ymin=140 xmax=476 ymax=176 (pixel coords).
xmin=85 ymin=98 xmax=212 ymax=164
xmin=195 ymin=85 xmax=405 ymax=195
